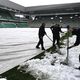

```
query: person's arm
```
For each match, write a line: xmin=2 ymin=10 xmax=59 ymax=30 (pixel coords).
xmin=43 ymin=27 xmax=46 ymax=35
xmin=59 ymin=27 xmax=64 ymax=33
xmin=50 ymin=26 xmax=54 ymax=33
xmin=44 ymin=30 xmax=46 ymax=35
xmin=50 ymin=26 xmax=53 ymax=31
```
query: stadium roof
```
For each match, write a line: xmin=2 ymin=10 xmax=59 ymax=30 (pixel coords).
xmin=9 ymin=0 xmax=80 ymax=7
xmin=25 ymin=3 xmax=80 ymax=16
xmin=0 ymin=0 xmax=80 ymax=15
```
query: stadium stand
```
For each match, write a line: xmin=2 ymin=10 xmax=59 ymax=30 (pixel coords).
xmin=1 ymin=22 xmax=17 ymax=28
xmin=0 ymin=1 xmax=80 ymax=28
xmin=0 ymin=9 xmax=13 ymax=20
xmin=0 ymin=8 xmax=28 ymax=28
xmin=16 ymin=22 xmax=28 ymax=28
xmin=28 ymin=14 xmax=80 ymax=28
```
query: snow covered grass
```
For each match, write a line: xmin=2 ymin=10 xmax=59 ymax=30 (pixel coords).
xmin=68 ymin=36 xmax=80 ymax=68
xmin=18 ymin=31 xmax=80 ymax=80
xmin=18 ymin=51 xmax=80 ymax=80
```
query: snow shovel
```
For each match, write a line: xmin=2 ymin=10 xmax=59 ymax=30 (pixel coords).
xmin=66 ymin=26 xmax=70 ymax=65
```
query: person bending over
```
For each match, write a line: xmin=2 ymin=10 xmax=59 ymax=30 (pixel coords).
xmin=50 ymin=24 xmax=63 ymax=47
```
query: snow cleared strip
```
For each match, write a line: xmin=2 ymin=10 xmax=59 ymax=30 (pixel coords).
xmin=0 ymin=45 xmax=50 ymax=74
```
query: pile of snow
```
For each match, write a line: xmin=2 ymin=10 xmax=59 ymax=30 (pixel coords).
xmin=68 ymin=36 xmax=80 ymax=68
xmin=18 ymin=52 xmax=80 ymax=80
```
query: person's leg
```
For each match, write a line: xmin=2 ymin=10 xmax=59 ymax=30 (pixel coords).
xmin=36 ymin=37 xmax=41 ymax=48
xmin=56 ymin=36 xmax=60 ymax=47
xmin=40 ymin=37 xmax=45 ymax=50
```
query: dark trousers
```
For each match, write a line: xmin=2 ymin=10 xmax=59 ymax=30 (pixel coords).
xmin=53 ymin=35 xmax=60 ymax=47
xmin=36 ymin=36 xmax=44 ymax=49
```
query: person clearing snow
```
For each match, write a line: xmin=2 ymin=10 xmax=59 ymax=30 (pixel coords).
xmin=36 ymin=23 xmax=46 ymax=50
xmin=50 ymin=24 xmax=63 ymax=48
xmin=68 ymin=28 xmax=80 ymax=49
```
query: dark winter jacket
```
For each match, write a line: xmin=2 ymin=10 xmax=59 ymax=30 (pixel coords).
xmin=38 ymin=25 xmax=46 ymax=37
xmin=50 ymin=25 xmax=62 ymax=37
xmin=72 ymin=28 xmax=80 ymax=46
xmin=72 ymin=28 xmax=80 ymax=36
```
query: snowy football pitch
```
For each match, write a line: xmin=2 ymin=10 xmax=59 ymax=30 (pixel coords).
xmin=0 ymin=28 xmax=52 ymax=74
xmin=0 ymin=28 xmax=80 ymax=80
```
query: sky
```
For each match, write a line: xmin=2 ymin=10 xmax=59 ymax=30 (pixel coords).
xmin=9 ymin=0 xmax=80 ymax=7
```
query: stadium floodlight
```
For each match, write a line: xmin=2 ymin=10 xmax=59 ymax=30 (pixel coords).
xmin=70 ymin=16 xmax=73 ymax=19
xmin=31 ymin=15 xmax=36 ymax=20
xmin=15 ymin=14 xmax=25 ymax=18
xmin=59 ymin=17 xmax=63 ymax=19
xmin=55 ymin=15 xmax=57 ymax=17
xmin=75 ymin=14 xmax=78 ymax=16
xmin=51 ymin=17 xmax=54 ymax=19
xmin=60 ymin=20 xmax=62 ymax=22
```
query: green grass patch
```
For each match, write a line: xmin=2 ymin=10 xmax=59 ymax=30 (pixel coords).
xmin=1 ymin=66 xmax=35 ymax=80
xmin=60 ymin=31 xmax=72 ymax=42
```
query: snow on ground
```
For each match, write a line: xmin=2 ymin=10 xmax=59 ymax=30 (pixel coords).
xmin=68 ymin=36 xmax=80 ymax=68
xmin=0 ymin=78 xmax=7 ymax=80
xmin=19 ymin=30 xmax=80 ymax=80
xmin=0 ymin=28 xmax=52 ymax=74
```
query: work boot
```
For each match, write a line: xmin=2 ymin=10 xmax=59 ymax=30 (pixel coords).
xmin=36 ymin=46 xmax=40 ymax=49
xmin=42 ymin=47 xmax=45 ymax=50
